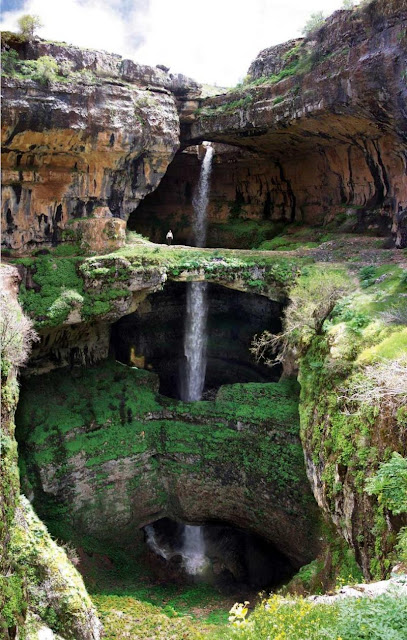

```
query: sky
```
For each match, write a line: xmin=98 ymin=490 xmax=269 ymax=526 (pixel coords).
xmin=1 ymin=0 xmax=349 ymax=86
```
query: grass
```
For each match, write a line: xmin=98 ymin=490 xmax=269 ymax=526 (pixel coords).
xmin=207 ymin=220 xmax=285 ymax=249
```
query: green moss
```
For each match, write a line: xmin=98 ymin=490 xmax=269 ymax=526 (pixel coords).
xmin=207 ymin=220 xmax=285 ymax=249
xmin=17 ymin=361 xmax=311 ymax=545
xmin=297 ymin=262 xmax=407 ymax=577
xmin=13 ymin=246 xmax=310 ymax=329
xmin=0 ymin=574 xmax=27 ymax=633
xmin=17 ymin=256 xmax=84 ymax=327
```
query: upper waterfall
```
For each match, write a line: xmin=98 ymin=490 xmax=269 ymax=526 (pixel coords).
xmin=192 ymin=144 xmax=214 ymax=248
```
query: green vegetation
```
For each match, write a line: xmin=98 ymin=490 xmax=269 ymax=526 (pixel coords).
xmin=1 ymin=47 xmax=98 ymax=86
xmin=210 ymin=591 xmax=407 ymax=639
xmin=196 ymin=94 xmax=254 ymax=118
xmin=17 ymin=361 xmax=307 ymax=513
xmin=366 ymin=453 xmax=407 ymax=564
xmin=17 ymin=14 xmax=42 ymax=39
xmin=84 ymin=545 xmax=229 ymax=638
xmin=252 ymin=265 xmax=352 ymax=364
xmin=297 ymin=264 xmax=407 ymax=577
xmin=93 ymin=595 xmax=206 ymax=639
xmin=208 ymin=220 xmax=286 ymax=249
xmin=8 ymin=496 xmax=99 ymax=639
xmin=13 ymin=247 xmax=310 ymax=328
xmin=14 ymin=255 xmax=132 ymax=328
xmin=301 ymin=11 xmax=326 ymax=36
xmin=16 ymin=361 xmax=313 ymax=637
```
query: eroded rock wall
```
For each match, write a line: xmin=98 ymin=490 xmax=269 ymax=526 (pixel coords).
xmin=1 ymin=38 xmax=200 ymax=254
xmin=0 ymin=267 xmax=101 ymax=640
xmin=133 ymin=135 xmax=407 ymax=245
xmin=175 ymin=0 xmax=407 ymax=240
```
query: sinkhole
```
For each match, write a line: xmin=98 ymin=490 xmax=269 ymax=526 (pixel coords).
xmin=110 ymin=281 xmax=283 ymax=399
xmin=143 ymin=518 xmax=296 ymax=593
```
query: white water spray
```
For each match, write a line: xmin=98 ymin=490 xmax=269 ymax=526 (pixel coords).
xmin=182 ymin=525 xmax=207 ymax=575
xmin=181 ymin=144 xmax=214 ymax=402
xmin=145 ymin=523 xmax=208 ymax=576
xmin=145 ymin=525 xmax=171 ymax=560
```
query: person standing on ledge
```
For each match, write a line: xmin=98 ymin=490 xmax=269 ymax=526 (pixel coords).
xmin=166 ymin=229 xmax=173 ymax=245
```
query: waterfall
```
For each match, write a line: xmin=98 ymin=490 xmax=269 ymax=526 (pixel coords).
xmin=192 ymin=144 xmax=214 ymax=248
xmin=182 ymin=525 xmax=207 ymax=575
xmin=145 ymin=522 xmax=207 ymax=576
xmin=181 ymin=144 xmax=213 ymax=402
xmin=182 ymin=281 xmax=208 ymax=401
xmin=145 ymin=525 xmax=172 ymax=560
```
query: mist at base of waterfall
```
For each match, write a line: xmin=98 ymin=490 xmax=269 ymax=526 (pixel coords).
xmin=143 ymin=519 xmax=296 ymax=592
xmin=145 ymin=522 xmax=208 ymax=577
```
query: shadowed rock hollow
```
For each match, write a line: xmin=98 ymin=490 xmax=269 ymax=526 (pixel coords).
xmin=110 ymin=281 xmax=283 ymax=397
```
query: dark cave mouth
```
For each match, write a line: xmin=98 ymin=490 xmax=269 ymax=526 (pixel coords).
xmin=143 ymin=518 xmax=297 ymax=593
xmin=110 ymin=281 xmax=284 ymax=399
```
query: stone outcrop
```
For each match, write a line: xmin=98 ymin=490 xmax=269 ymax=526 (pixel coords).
xmin=10 ymin=497 xmax=102 ymax=640
xmin=134 ymin=0 xmax=407 ymax=244
xmin=16 ymin=249 xmax=293 ymax=375
xmin=1 ymin=37 xmax=200 ymax=254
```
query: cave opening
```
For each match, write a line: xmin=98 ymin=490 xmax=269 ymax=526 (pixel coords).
xmin=143 ymin=517 xmax=296 ymax=594
xmin=110 ymin=281 xmax=283 ymax=399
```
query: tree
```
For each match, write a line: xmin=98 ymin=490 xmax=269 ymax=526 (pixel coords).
xmin=17 ymin=14 xmax=42 ymax=40
xmin=301 ymin=11 xmax=325 ymax=37
xmin=251 ymin=268 xmax=351 ymax=365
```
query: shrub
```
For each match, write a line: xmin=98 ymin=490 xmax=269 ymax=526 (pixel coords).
xmin=222 ymin=593 xmax=407 ymax=640
xmin=33 ymin=56 xmax=59 ymax=85
xmin=58 ymin=59 xmax=75 ymax=77
xmin=380 ymin=302 xmax=407 ymax=325
xmin=0 ymin=293 xmax=38 ymax=377
xmin=345 ymin=358 xmax=407 ymax=408
xmin=365 ymin=452 xmax=407 ymax=515
xmin=1 ymin=49 xmax=20 ymax=75
xmin=359 ymin=265 xmax=377 ymax=288
xmin=251 ymin=267 xmax=351 ymax=365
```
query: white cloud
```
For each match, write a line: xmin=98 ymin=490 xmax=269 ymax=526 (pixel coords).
xmin=1 ymin=0 xmax=347 ymax=86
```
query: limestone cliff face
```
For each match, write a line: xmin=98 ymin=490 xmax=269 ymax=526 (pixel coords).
xmin=1 ymin=38 xmax=199 ymax=254
xmin=3 ymin=0 xmax=406 ymax=253
xmin=140 ymin=0 xmax=406 ymax=242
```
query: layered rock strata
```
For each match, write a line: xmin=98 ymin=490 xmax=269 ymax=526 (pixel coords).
xmin=1 ymin=37 xmax=200 ymax=254
xmin=138 ymin=0 xmax=406 ymax=243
